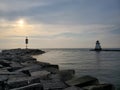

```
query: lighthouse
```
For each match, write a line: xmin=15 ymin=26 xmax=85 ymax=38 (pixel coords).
xmin=95 ymin=40 xmax=102 ymax=51
xmin=25 ymin=37 xmax=28 ymax=49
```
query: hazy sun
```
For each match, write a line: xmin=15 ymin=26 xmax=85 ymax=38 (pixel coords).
xmin=17 ymin=19 xmax=25 ymax=27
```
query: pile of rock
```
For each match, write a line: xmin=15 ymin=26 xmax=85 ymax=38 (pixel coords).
xmin=0 ymin=49 xmax=115 ymax=90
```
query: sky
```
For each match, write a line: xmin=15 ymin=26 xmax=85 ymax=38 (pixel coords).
xmin=0 ymin=0 xmax=120 ymax=49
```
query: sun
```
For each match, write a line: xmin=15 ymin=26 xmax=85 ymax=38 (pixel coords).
xmin=17 ymin=19 xmax=25 ymax=27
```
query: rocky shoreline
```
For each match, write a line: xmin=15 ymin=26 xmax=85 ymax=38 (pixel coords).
xmin=0 ymin=49 xmax=115 ymax=90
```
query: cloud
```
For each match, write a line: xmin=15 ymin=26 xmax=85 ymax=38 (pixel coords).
xmin=0 ymin=0 xmax=120 ymax=25
xmin=0 ymin=0 xmax=53 ymax=12
xmin=0 ymin=0 xmax=120 ymax=48
xmin=0 ymin=19 xmax=117 ymax=39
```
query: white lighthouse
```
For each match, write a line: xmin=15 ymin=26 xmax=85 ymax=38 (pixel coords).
xmin=95 ymin=40 xmax=102 ymax=51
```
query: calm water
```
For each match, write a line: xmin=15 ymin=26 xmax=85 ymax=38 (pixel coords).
xmin=34 ymin=48 xmax=120 ymax=89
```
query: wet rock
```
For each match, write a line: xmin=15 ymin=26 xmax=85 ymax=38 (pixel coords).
xmin=10 ymin=83 xmax=43 ymax=90
xmin=7 ymin=76 xmax=41 ymax=89
xmin=8 ymin=67 xmax=22 ymax=72
xmin=83 ymin=84 xmax=115 ymax=90
xmin=0 ymin=60 xmax=11 ymax=67
xmin=48 ymin=74 xmax=61 ymax=81
xmin=8 ymin=62 xmax=23 ymax=72
xmin=0 ymin=69 xmax=10 ymax=74
xmin=8 ymin=73 xmax=28 ymax=79
xmin=0 ymin=64 xmax=3 ymax=68
xmin=48 ymin=69 xmax=75 ymax=82
xmin=31 ymin=70 xmax=50 ymax=78
xmin=35 ymin=61 xmax=50 ymax=67
xmin=0 ymin=71 xmax=25 ymax=75
xmin=58 ymin=69 xmax=75 ymax=81
xmin=41 ymin=79 xmax=68 ymax=90
xmin=21 ymin=61 xmax=39 ymax=67
xmin=42 ymin=64 xmax=59 ymax=74
xmin=43 ymin=64 xmax=59 ymax=69
xmin=0 ymin=75 xmax=8 ymax=82
xmin=21 ymin=70 xmax=31 ymax=76
xmin=21 ymin=61 xmax=50 ymax=68
xmin=15 ymin=65 xmax=42 ymax=72
xmin=8 ymin=79 xmax=28 ymax=89
xmin=64 ymin=86 xmax=83 ymax=90
xmin=0 ymin=75 xmax=8 ymax=90
xmin=19 ymin=56 xmax=37 ymax=62
xmin=43 ymin=67 xmax=59 ymax=74
xmin=66 ymin=75 xmax=99 ymax=88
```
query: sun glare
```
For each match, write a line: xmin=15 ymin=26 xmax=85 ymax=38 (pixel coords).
xmin=17 ymin=19 xmax=25 ymax=27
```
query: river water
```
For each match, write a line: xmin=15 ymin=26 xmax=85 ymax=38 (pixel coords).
xmin=34 ymin=48 xmax=120 ymax=89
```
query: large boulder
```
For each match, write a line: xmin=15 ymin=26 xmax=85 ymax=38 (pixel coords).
xmin=66 ymin=75 xmax=99 ymax=88
xmin=0 ymin=64 xmax=3 ymax=68
xmin=83 ymin=84 xmax=115 ymax=90
xmin=31 ymin=70 xmax=50 ymax=78
xmin=64 ymin=86 xmax=83 ymax=90
xmin=21 ymin=61 xmax=50 ymax=67
xmin=0 ymin=60 xmax=11 ymax=67
xmin=7 ymin=76 xmax=42 ymax=89
xmin=41 ymin=79 xmax=68 ymax=90
xmin=58 ymin=69 xmax=75 ymax=81
xmin=15 ymin=65 xmax=42 ymax=72
xmin=8 ymin=62 xmax=23 ymax=72
xmin=42 ymin=64 xmax=59 ymax=74
xmin=42 ymin=64 xmax=59 ymax=69
xmin=0 ymin=75 xmax=8 ymax=90
xmin=49 ymin=69 xmax=75 ymax=82
xmin=10 ymin=83 xmax=43 ymax=90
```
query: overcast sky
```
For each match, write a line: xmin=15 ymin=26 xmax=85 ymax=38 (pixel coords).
xmin=0 ymin=0 xmax=120 ymax=49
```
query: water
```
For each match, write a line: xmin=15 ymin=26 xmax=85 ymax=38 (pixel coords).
xmin=34 ymin=48 xmax=120 ymax=89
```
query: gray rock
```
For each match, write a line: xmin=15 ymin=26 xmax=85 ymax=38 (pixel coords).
xmin=43 ymin=67 xmax=59 ymax=74
xmin=7 ymin=76 xmax=41 ymax=89
xmin=31 ymin=70 xmax=50 ymax=78
xmin=83 ymin=84 xmax=115 ymax=90
xmin=8 ymin=62 xmax=23 ymax=72
xmin=0 ymin=64 xmax=3 ymax=68
xmin=43 ymin=64 xmax=59 ymax=69
xmin=0 ymin=60 xmax=11 ymax=67
xmin=58 ymin=69 xmax=75 ymax=81
xmin=0 ymin=71 xmax=25 ymax=75
xmin=15 ymin=65 xmax=42 ymax=72
xmin=0 ymin=75 xmax=8 ymax=82
xmin=42 ymin=64 xmax=59 ymax=74
xmin=48 ymin=74 xmax=61 ymax=81
xmin=20 ymin=56 xmax=37 ymax=62
xmin=10 ymin=83 xmax=43 ymax=90
xmin=41 ymin=79 xmax=68 ymax=90
xmin=21 ymin=70 xmax=31 ymax=76
xmin=0 ymin=86 xmax=2 ymax=90
xmin=66 ymin=75 xmax=99 ymax=88
xmin=0 ymin=69 xmax=10 ymax=74
xmin=0 ymin=75 xmax=9 ymax=90
xmin=48 ymin=69 xmax=75 ymax=83
xmin=64 ymin=86 xmax=83 ymax=90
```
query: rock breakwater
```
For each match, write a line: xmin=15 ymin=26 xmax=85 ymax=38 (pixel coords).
xmin=0 ymin=49 xmax=115 ymax=90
